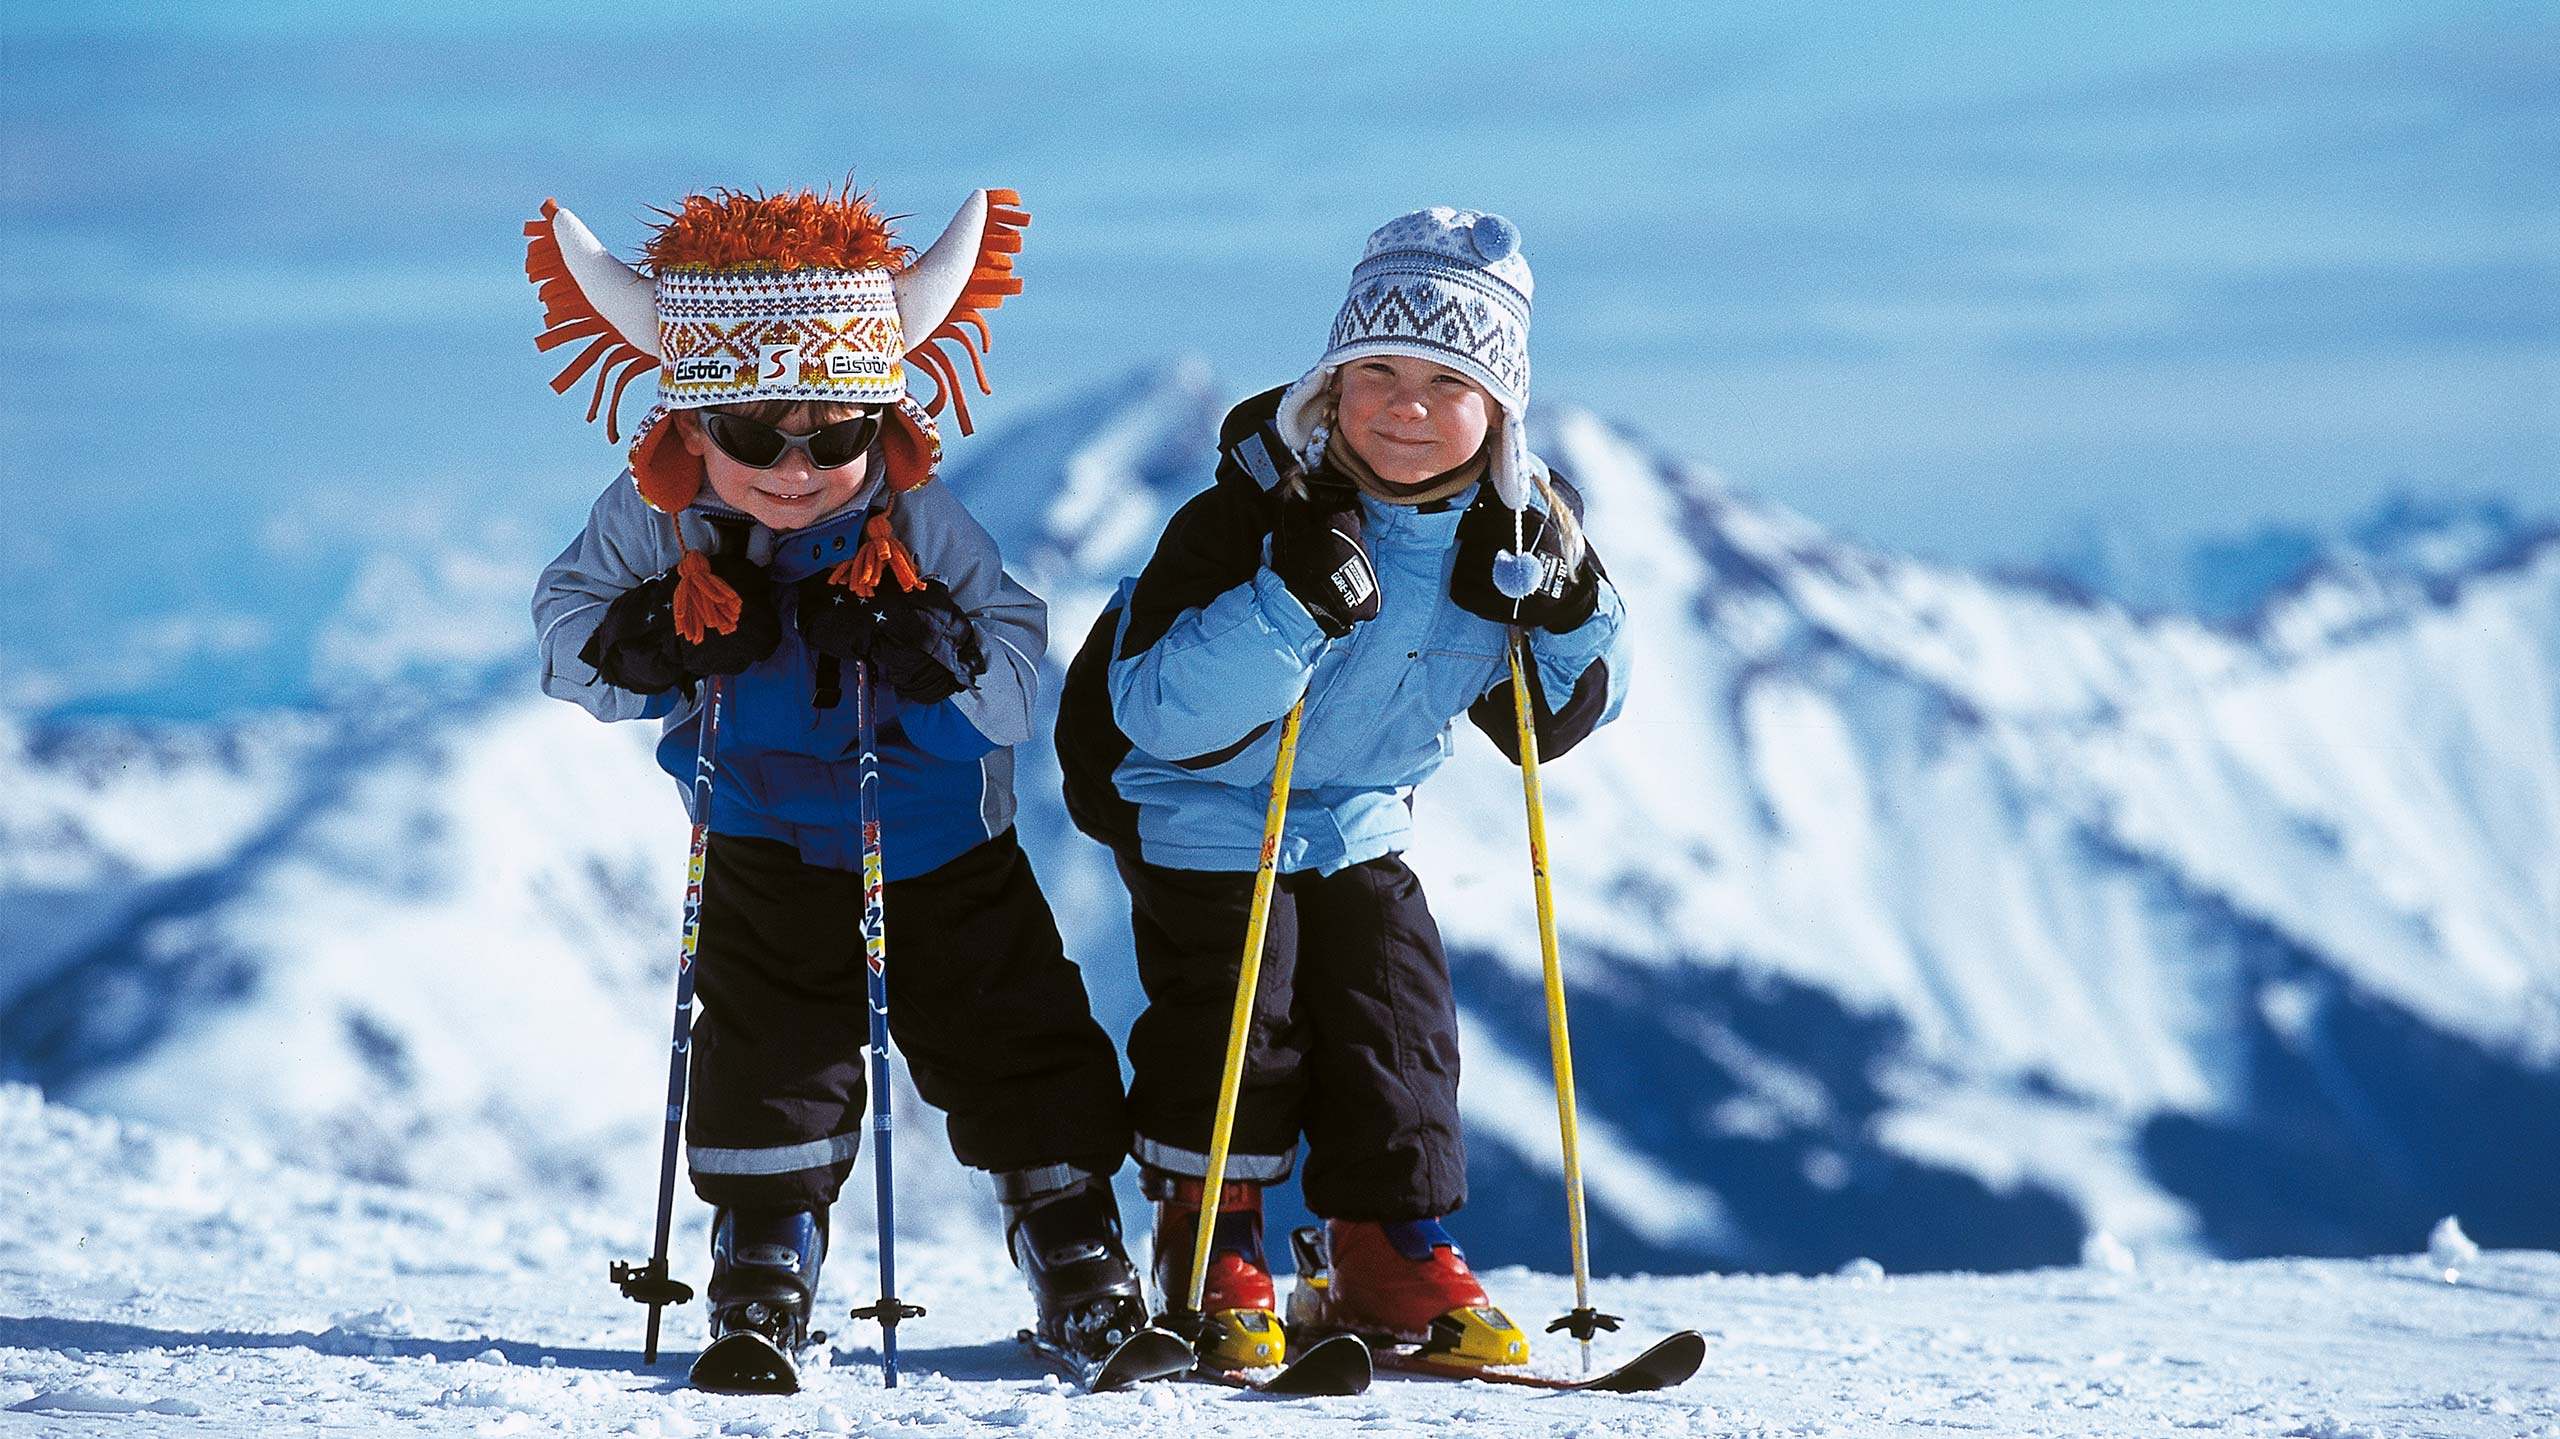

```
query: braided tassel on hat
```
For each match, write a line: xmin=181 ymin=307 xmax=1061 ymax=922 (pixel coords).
xmin=671 ymin=547 xmax=744 ymax=644
xmin=828 ymin=510 xmax=927 ymax=599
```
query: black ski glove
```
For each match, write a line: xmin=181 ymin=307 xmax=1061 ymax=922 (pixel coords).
xmin=1450 ymin=498 xmax=1600 ymax=632
xmin=796 ymin=576 xmax=988 ymax=705
xmin=581 ymin=552 xmax=783 ymax=695
xmin=1261 ymin=426 xmax=1380 ymax=637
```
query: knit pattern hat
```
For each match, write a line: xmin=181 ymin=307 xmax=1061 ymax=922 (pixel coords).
xmin=524 ymin=183 xmax=1026 ymax=638
xmin=1277 ymin=207 xmax=1538 ymax=510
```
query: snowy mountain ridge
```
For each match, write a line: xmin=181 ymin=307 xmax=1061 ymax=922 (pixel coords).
xmin=3 ymin=362 xmax=2553 ymax=1280
xmin=2037 ymin=492 xmax=2553 ymax=636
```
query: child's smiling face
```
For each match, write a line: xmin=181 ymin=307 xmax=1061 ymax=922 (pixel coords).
xmin=680 ymin=402 xmax=873 ymax=531
xmin=1333 ymin=356 xmax=1493 ymax=486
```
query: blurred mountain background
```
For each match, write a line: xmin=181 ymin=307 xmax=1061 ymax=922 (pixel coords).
xmin=6 ymin=364 xmax=2553 ymax=1274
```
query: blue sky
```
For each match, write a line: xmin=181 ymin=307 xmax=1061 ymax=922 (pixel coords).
xmin=3 ymin=1 xmax=2553 ymax=711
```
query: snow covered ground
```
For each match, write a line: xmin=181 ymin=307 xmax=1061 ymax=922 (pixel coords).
xmin=5 ymin=1086 xmax=2552 ymax=1438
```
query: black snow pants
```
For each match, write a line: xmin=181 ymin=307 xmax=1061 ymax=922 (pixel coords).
xmin=1117 ymin=848 xmax=1466 ymax=1221
xmin=686 ymin=827 xmax=1131 ymax=1212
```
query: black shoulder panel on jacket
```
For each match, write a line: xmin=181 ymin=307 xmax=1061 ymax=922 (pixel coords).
xmin=1116 ymin=387 xmax=1294 ymax=661
xmin=1058 ymin=385 xmax=1302 ymax=854
xmin=1218 ymin=385 xmax=1293 ymax=450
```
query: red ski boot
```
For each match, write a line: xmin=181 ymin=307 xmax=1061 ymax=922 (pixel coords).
xmin=1313 ymin=1218 xmax=1527 ymax=1366
xmin=1148 ymin=1175 xmax=1285 ymax=1367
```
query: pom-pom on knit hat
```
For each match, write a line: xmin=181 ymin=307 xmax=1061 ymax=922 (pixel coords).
xmin=1275 ymin=206 xmax=1537 ymax=511
xmin=524 ymin=182 xmax=1027 ymax=638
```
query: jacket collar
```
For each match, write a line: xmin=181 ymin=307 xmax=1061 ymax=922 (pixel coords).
xmin=761 ymin=501 xmax=881 ymax=583
xmin=683 ymin=471 xmax=888 ymax=579
xmin=1358 ymin=480 xmax=1478 ymax=544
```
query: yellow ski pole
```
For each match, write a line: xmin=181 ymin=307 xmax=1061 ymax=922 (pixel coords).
xmin=1183 ymin=697 xmax=1306 ymax=1326
xmin=1510 ymin=633 xmax=1619 ymax=1374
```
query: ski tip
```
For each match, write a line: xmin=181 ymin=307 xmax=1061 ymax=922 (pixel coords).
xmin=1251 ymin=1332 xmax=1373 ymax=1396
xmin=688 ymin=1331 xmax=802 ymax=1394
xmin=1018 ymin=1324 xmax=1193 ymax=1393
xmin=1652 ymin=1329 xmax=1708 ymax=1365
xmin=1586 ymin=1329 xmax=1707 ymax=1393
xmin=1097 ymin=1327 xmax=1199 ymax=1390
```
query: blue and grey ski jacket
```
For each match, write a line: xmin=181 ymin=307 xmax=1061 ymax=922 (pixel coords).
xmin=1058 ymin=389 xmax=1629 ymax=875
xmin=533 ymin=471 xmax=1044 ymax=882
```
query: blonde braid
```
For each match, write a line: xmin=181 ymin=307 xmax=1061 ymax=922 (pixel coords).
xmin=1528 ymin=464 xmax=1587 ymax=571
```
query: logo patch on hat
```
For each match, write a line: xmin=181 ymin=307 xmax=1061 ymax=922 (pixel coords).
xmin=826 ymin=351 xmax=896 ymax=381
xmin=670 ymin=356 xmax=734 ymax=387
xmin=760 ymin=345 xmax=802 ymax=383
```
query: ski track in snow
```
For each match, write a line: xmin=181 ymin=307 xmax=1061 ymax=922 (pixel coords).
xmin=3 ymin=1088 xmax=2554 ymax=1438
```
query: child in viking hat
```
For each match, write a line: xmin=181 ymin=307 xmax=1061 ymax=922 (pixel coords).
xmin=1057 ymin=208 xmax=1629 ymax=1368
xmin=528 ymin=184 xmax=1146 ymax=1362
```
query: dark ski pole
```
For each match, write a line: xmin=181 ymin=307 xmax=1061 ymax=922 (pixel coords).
xmin=612 ymin=674 xmax=730 ymax=1364
xmin=845 ymin=657 xmax=924 ymax=1384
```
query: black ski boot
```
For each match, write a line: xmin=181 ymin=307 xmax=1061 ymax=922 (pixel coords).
xmin=996 ymin=1166 xmax=1152 ymax=1365
xmin=692 ymin=1206 xmax=825 ymax=1391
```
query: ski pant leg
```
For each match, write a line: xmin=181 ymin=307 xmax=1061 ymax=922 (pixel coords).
xmin=1117 ymin=851 xmax=1308 ymax=1186
xmin=687 ymin=834 xmax=869 ymax=1213
xmin=878 ymin=828 xmax=1131 ymax=1178
xmin=1294 ymin=854 xmax=1467 ymax=1220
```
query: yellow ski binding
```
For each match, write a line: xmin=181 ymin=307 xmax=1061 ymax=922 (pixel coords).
xmin=1423 ymin=1305 xmax=1530 ymax=1367
xmin=1197 ymin=1306 xmax=1287 ymax=1368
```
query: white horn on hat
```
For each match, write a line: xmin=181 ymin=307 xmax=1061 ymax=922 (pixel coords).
xmin=549 ymin=201 xmax=663 ymax=359
xmin=892 ymin=189 xmax=991 ymax=349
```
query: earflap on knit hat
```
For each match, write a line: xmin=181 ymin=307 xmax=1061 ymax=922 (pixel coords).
xmin=1273 ymin=364 xmax=1336 ymax=470
xmin=1489 ymin=403 xmax=1532 ymax=512
xmin=627 ymin=414 xmax=693 ymax=515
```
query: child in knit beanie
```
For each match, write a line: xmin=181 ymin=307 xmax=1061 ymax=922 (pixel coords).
xmin=1057 ymin=207 xmax=1632 ymax=1369
xmin=525 ymin=183 xmax=1149 ymax=1375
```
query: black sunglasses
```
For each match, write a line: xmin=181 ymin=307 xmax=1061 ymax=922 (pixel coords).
xmin=699 ymin=409 xmax=883 ymax=470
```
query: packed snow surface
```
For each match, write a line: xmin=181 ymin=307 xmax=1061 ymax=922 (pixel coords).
xmin=3 ymin=1087 xmax=2552 ymax=1438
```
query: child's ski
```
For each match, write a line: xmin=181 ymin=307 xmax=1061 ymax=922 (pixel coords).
xmin=1189 ymin=1332 xmax=1373 ymax=1396
xmin=1366 ymin=1328 xmax=1705 ymax=1393
xmin=688 ymin=1329 xmax=810 ymax=1394
xmin=1016 ymin=1325 xmax=1196 ymax=1393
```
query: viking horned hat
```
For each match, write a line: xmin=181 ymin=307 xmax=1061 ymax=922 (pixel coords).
xmin=524 ymin=183 xmax=1026 ymax=638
